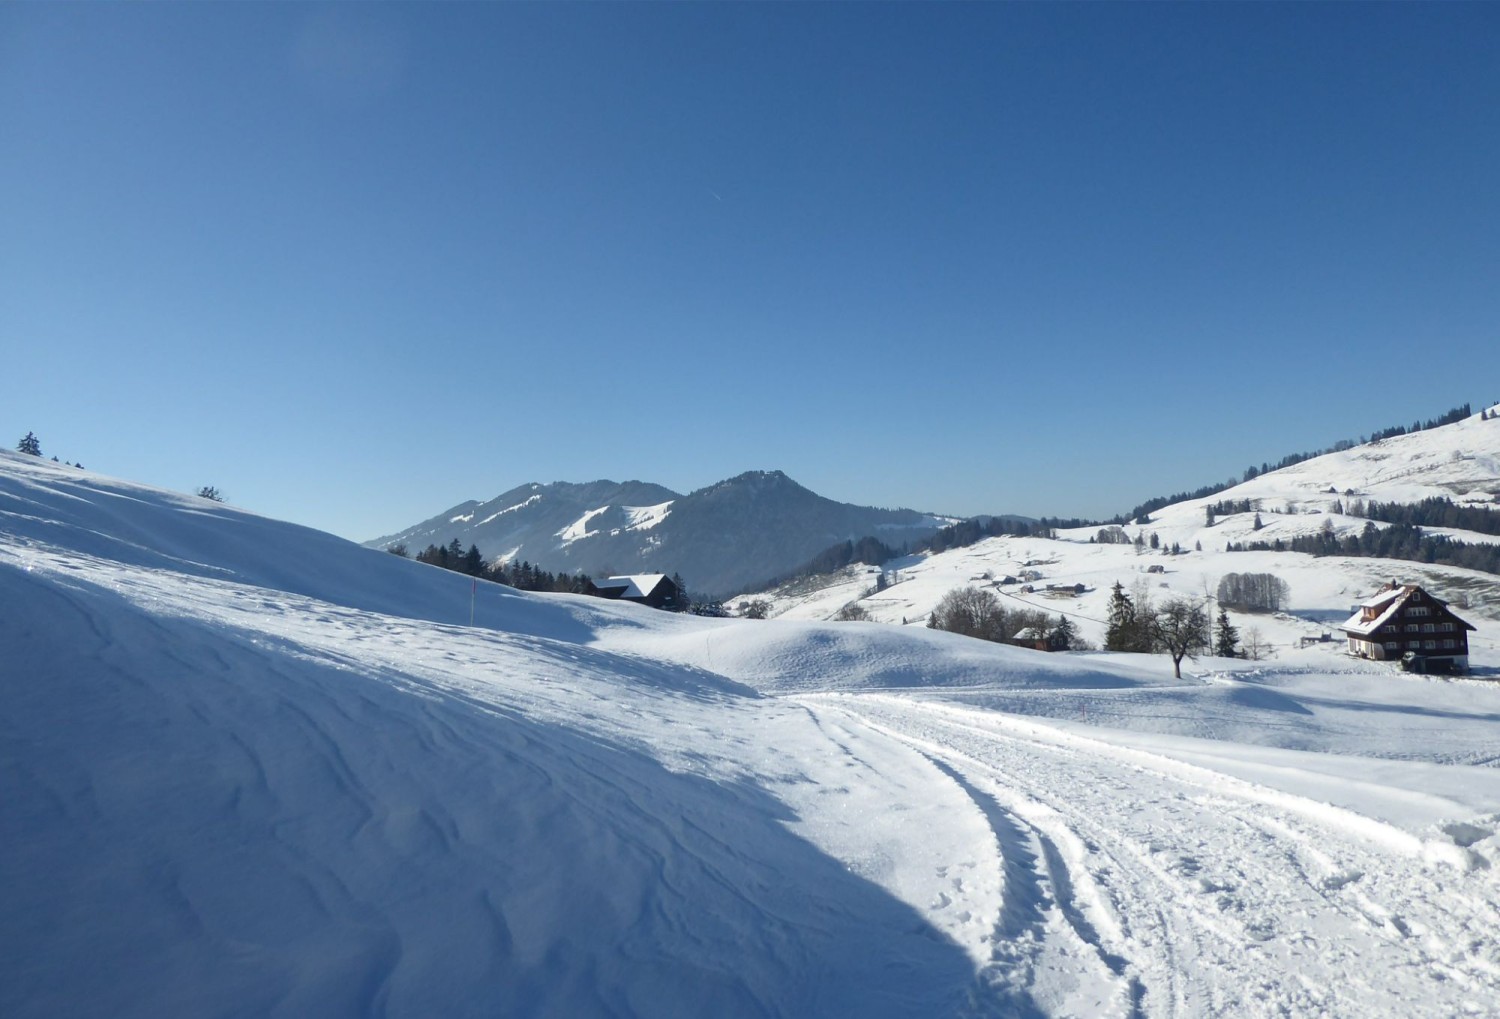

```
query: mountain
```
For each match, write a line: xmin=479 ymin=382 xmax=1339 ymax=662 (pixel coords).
xmin=369 ymin=469 xmax=958 ymax=596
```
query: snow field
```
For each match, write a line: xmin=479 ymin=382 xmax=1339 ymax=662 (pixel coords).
xmin=6 ymin=447 xmax=1500 ymax=1016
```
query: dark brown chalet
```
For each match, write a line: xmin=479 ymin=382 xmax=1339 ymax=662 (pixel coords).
xmin=588 ymin=574 xmax=682 ymax=611
xmin=1340 ymin=583 xmax=1475 ymax=673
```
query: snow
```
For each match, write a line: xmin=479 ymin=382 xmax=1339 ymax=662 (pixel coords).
xmin=478 ymin=493 xmax=542 ymax=525
xmin=595 ymin=573 xmax=669 ymax=599
xmin=623 ymin=500 xmax=673 ymax=531
xmin=5 ymin=446 xmax=1500 ymax=1017
xmin=556 ymin=503 xmax=611 ymax=544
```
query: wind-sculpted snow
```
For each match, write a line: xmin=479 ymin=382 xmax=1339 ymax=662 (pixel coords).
xmin=1 ymin=549 xmax=974 ymax=1017
xmin=5 ymin=450 xmax=1500 ymax=1017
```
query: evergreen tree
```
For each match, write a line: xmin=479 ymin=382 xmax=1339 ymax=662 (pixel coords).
xmin=1214 ymin=607 xmax=1239 ymax=658
xmin=197 ymin=486 xmax=224 ymax=502
xmin=670 ymin=572 xmax=691 ymax=612
xmin=1049 ymin=614 xmax=1077 ymax=652
xmin=1252 ymin=512 xmax=1264 ymax=531
xmin=462 ymin=544 xmax=485 ymax=576
xmin=1105 ymin=582 xmax=1138 ymax=652
xmin=17 ymin=431 xmax=40 ymax=456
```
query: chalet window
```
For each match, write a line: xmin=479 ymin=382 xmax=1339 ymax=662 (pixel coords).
xmin=1409 ymin=606 xmax=1430 ymax=617
xmin=1440 ymin=622 xmax=1454 ymax=632
xmin=1381 ymin=625 xmax=1396 ymax=634
xmin=1384 ymin=642 xmax=1398 ymax=651
xmin=1424 ymin=640 xmax=1436 ymax=650
xmin=1405 ymin=623 xmax=1419 ymax=632
xmin=1442 ymin=639 xmax=1456 ymax=649
xmin=1423 ymin=623 xmax=1435 ymax=633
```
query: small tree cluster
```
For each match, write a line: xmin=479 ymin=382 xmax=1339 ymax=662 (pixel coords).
xmin=835 ymin=601 xmax=871 ymax=622
xmin=926 ymin=586 xmax=1073 ymax=649
xmin=740 ymin=599 xmax=771 ymax=620
xmin=1216 ymin=572 xmax=1290 ymax=612
xmin=17 ymin=432 xmax=41 ymax=456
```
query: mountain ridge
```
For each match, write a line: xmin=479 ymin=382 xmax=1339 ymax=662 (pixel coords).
xmin=369 ymin=469 xmax=960 ymax=597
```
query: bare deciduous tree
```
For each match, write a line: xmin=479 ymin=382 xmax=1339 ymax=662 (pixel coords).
xmin=1150 ymin=597 xmax=1211 ymax=678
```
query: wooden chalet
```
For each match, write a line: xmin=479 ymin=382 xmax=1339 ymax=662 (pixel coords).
xmin=1340 ymin=583 xmax=1475 ymax=673
xmin=588 ymin=574 xmax=682 ymax=611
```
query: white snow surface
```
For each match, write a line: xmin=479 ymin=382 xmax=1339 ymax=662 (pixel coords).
xmin=556 ymin=503 xmax=611 ymax=544
xmin=5 ymin=449 xmax=1500 ymax=1017
xmin=478 ymin=493 xmax=543 ymax=526
xmin=623 ymin=500 xmax=673 ymax=531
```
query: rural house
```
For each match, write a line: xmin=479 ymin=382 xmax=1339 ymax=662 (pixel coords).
xmin=589 ymin=574 xmax=682 ymax=610
xmin=1340 ymin=583 xmax=1475 ymax=673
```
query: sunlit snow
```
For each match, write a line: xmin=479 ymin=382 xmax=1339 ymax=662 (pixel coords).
xmin=4 ymin=444 xmax=1500 ymax=1018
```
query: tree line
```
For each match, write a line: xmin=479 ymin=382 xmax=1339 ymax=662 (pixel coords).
xmin=1227 ymin=521 xmax=1500 ymax=576
xmin=392 ymin=538 xmax=726 ymax=611
xmin=1347 ymin=496 xmax=1500 ymax=538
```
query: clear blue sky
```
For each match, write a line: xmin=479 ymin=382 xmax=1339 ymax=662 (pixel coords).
xmin=4 ymin=3 xmax=1497 ymax=541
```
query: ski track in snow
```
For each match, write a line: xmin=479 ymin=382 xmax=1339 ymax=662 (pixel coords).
xmin=800 ymin=694 xmax=1500 ymax=1018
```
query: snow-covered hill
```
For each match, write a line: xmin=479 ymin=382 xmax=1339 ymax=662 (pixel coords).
xmin=369 ymin=470 xmax=959 ymax=597
xmin=736 ymin=406 xmax=1500 ymax=661
xmin=6 ymin=449 xmax=1500 ymax=1017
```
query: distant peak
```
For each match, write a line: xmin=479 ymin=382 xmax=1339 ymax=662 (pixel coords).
xmin=729 ymin=469 xmax=792 ymax=484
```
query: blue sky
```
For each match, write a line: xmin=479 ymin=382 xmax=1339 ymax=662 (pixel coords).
xmin=3 ymin=3 xmax=1497 ymax=541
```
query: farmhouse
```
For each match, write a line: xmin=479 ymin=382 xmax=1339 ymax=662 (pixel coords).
xmin=1340 ymin=583 xmax=1475 ymax=673
xmin=589 ymin=574 xmax=682 ymax=610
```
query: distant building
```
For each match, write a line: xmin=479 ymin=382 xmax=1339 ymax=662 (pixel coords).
xmin=1011 ymin=626 xmax=1051 ymax=651
xmin=589 ymin=574 xmax=682 ymax=610
xmin=1340 ymin=583 xmax=1474 ymax=673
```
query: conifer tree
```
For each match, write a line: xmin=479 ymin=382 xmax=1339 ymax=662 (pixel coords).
xmin=1214 ymin=607 xmax=1239 ymax=658
xmin=1105 ymin=582 xmax=1137 ymax=651
xmin=17 ymin=431 xmax=40 ymax=456
xmin=1049 ymin=614 xmax=1078 ymax=652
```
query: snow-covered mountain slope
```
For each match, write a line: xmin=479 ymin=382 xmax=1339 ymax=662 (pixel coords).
xmin=7 ymin=450 xmax=1500 ymax=1017
xmin=736 ymin=406 xmax=1500 ymax=653
xmin=369 ymin=469 xmax=958 ymax=597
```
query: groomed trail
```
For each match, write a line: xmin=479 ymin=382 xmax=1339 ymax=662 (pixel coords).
xmin=796 ymin=694 xmax=1500 ymax=1018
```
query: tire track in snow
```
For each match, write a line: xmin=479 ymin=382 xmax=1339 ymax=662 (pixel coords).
xmin=808 ymin=694 xmax=1500 ymax=1017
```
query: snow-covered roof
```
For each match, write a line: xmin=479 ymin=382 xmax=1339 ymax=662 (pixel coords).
xmin=595 ymin=574 xmax=671 ymax=599
xmin=1340 ymin=584 xmax=1475 ymax=635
